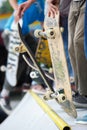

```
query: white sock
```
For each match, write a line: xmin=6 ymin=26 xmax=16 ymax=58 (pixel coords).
xmin=1 ymin=88 xmax=10 ymax=97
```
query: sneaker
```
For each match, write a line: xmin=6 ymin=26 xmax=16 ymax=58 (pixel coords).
xmin=0 ymin=96 xmax=12 ymax=115
xmin=76 ymin=115 xmax=87 ymax=124
xmin=72 ymin=92 xmax=87 ymax=108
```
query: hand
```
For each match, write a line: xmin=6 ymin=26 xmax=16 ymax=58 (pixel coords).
xmin=46 ymin=0 xmax=59 ymax=17
xmin=15 ymin=0 xmax=35 ymax=22
xmin=47 ymin=3 xmax=58 ymax=17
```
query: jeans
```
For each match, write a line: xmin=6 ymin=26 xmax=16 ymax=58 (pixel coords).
xmin=60 ymin=16 xmax=74 ymax=77
xmin=68 ymin=1 xmax=87 ymax=95
xmin=84 ymin=0 xmax=87 ymax=58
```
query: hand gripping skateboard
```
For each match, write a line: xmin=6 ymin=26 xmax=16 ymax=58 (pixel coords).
xmin=17 ymin=21 xmax=77 ymax=118
xmin=34 ymin=12 xmax=77 ymax=118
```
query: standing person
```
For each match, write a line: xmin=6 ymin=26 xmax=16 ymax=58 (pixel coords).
xmin=59 ymin=0 xmax=74 ymax=83
xmin=75 ymin=0 xmax=87 ymax=124
xmin=46 ymin=0 xmax=87 ymax=108
xmin=0 ymin=0 xmax=45 ymax=115
xmin=68 ymin=0 xmax=87 ymax=108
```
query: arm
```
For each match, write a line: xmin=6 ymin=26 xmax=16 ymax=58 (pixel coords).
xmin=15 ymin=0 xmax=36 ymax=22
xmin=9 ymin=0 xmax=18 ymax=10
xmin=17 ymin=0 xmax=36 ymax=17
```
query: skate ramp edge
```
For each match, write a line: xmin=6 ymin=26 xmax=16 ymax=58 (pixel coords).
xmin=0 ymin=91 xmax=71 ymax=130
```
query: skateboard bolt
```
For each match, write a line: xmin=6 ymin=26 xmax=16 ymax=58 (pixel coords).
xmin=50 ymin=31 xmax=54 ymax=36
xmin=15 ymin=47 xmax=19 ymax=52
xmin=62 ymin=96 xmax=66 ymax=101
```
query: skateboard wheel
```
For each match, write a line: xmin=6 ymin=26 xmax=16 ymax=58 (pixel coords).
xmin=49 ymin=67 xmax=53 ymax=74
xmin=34 ymin=29 xmax=42 ymax=38
xmin=14 ymin=46 xmax=20 ymax=52
xmin=58 ymin=94 xmax=66 ymax=103
xmin=30 ymin=71 xmax=39 ymax=79
xmin=43 ymin=95 xmax=48 ymax=100
xmin=43 ymin=90 xmax=53 ymax=100
xmin=46 ymin=28 xmax=55 ymax=38
xmin=60 ymin=27 xmax=64 ymax=33
xmin=43 ymin=94 xmax=51 ymax=100
xmin=0 ymin=65 xmax=6 ymax=72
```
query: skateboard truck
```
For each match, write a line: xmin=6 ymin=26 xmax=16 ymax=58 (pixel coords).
xmin=34 ymin=27 xmax=64 ymax=39
xmin=30 ymin=71 xmax=39 ymax=79
xmin=34 ymin=28 xmax=56 ymax=39
xmin=43 ymin=88 xmax=66 ymax=103
xmin=34 ymin=29 xmax=47 ymax=39
xmin=14 ymin=43 xmax=26 ymax=53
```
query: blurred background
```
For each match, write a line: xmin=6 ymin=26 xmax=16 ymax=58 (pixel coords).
xmin=0 ymin=0 xmax=13 ymax=90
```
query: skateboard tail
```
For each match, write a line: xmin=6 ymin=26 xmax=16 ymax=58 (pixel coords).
xmin=60 ymin=100 xmax=77 ymax=118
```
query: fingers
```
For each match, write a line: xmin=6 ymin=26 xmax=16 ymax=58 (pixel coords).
xmin=48 ymin=3 xmax=58 ymax=17
xmin=14 ymin=6 xmax=24 ymax=23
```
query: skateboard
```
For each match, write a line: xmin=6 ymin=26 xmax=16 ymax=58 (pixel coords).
xmin=34 ymin=12 xmax=77 ymax=118
xmin=5 ymin=21 xmax=20 ymax=86
xmin=17 ymin=21 xmax=77 ymax=118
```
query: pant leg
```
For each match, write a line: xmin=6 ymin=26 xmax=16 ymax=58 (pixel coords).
xmin=69 ymin=1 xmax=87 ymax=95
xmin=74 ymin=2 xmax=87 ymax=95
xmin=61 ymin=16 xmax=74 ymax=77
xmin=84 ymin=0 xmax=87 ymax=58
xmin=68 ymin=1 xmax=79 ymax=88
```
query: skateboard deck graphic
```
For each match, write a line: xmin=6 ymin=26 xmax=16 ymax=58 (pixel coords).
xmin=34 ymin=13 xmax=77 ymax=118
xmin=17 ymin=21 xmax=77 ymax=118
xmin=35 ymin=38 xmax=52 ymax=67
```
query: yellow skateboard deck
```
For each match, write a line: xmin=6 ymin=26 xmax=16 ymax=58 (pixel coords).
xmin=35 ymin=38 xmax=52 ymax=67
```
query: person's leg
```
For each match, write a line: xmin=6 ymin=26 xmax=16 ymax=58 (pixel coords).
xmin=69 ymin=1 xmax=87 ymax=108
xmin=74 ymin=1 xmax=87 ymax=96
xmin=84 ymin=0 xmax=87 ymax=58
xmin=68 ymin=1 xmax=78 ymax=88
xmin=60 ymin=16 xmax=74 ymax=80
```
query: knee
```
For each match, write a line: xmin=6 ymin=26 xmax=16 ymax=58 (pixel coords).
xmin=73 ymin=36 xmax=78 ymax=46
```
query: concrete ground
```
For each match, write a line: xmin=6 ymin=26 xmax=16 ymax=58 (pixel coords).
xmin=0 ymin=91 xmax=87 ymax=130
